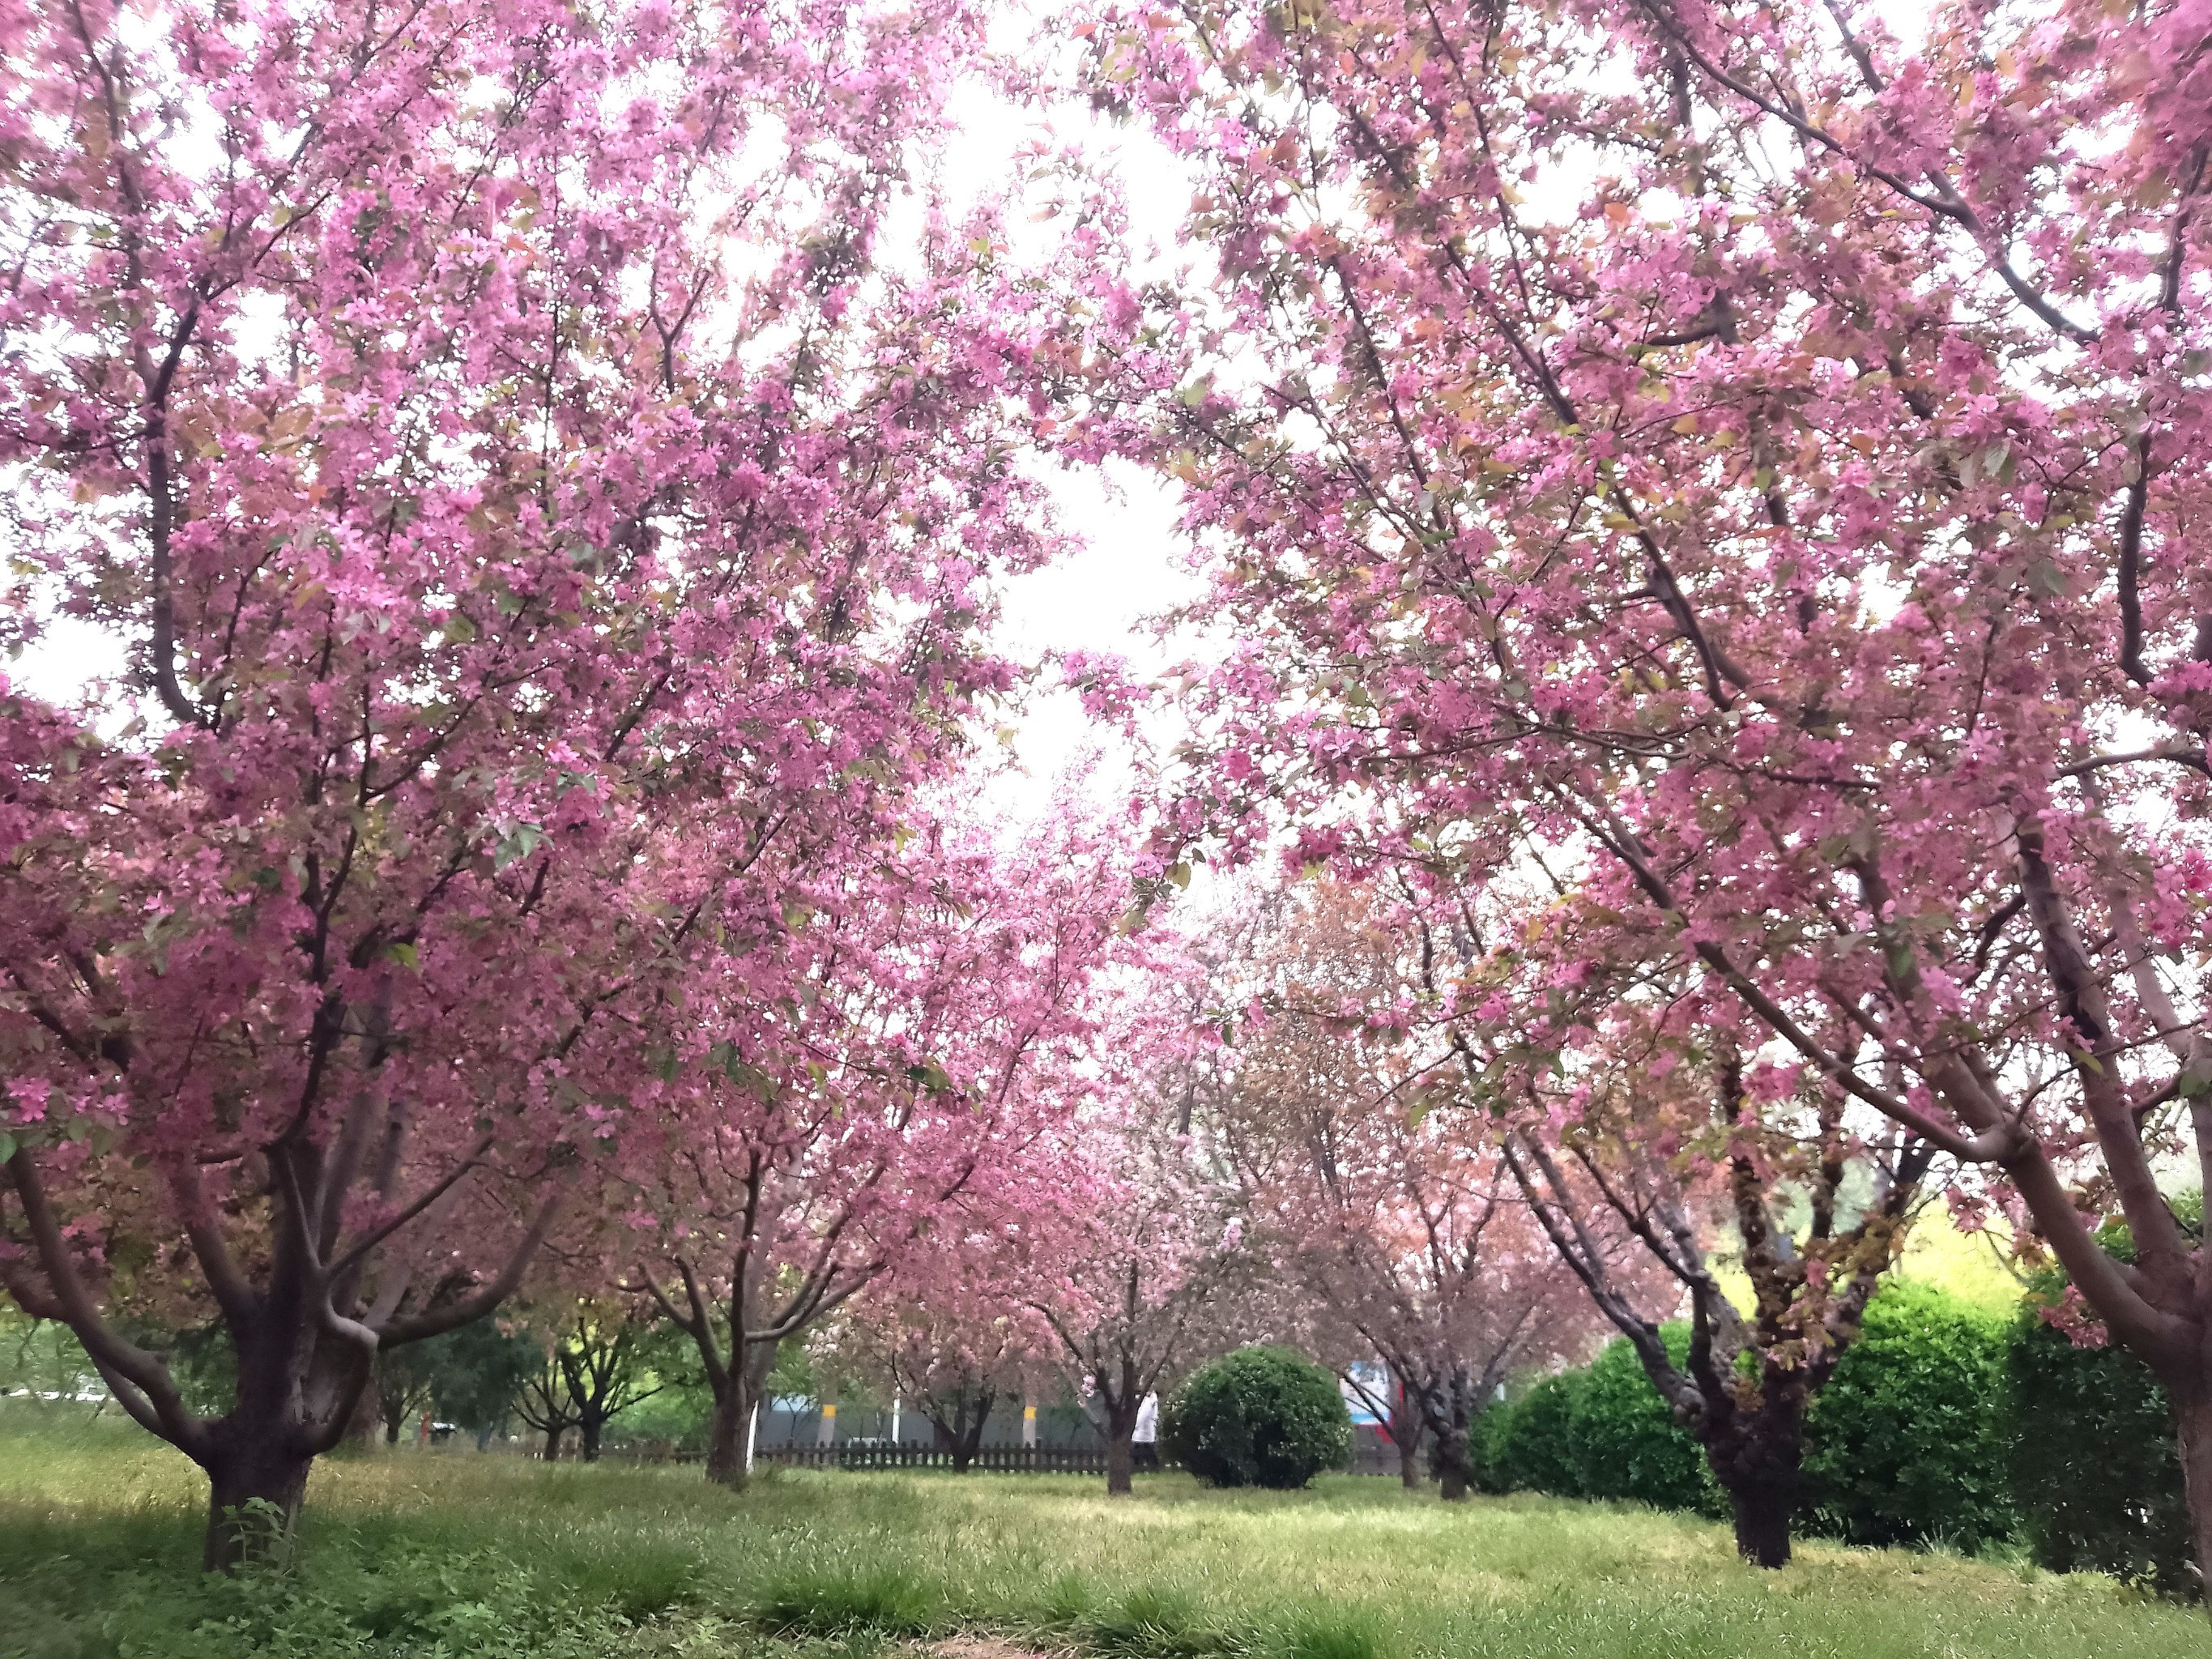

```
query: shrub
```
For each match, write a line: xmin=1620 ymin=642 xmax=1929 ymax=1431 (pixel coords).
xmin=1163 ymin=1346 xmax=1352 ymax=1490
xmin=2000 ymin=1192 xmax=2198 ymax=1598
xmin=1484 ymin=1370 xmax=1583 ymax=1497
xmin=1468 ymin=1400 xmax=1514 ymax=1493
xmin=2006 ymin=1314 xmax=2192 ymax=1595
xmin=1567 ymin=1334 xmax=1718 ymax=1516
xmin=1801 ymin=1282 xmax=2014 ymax=1550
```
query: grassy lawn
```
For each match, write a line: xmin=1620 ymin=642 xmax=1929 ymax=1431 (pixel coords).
xmin=0 ymin=1410 xmax=2201 ymax=1659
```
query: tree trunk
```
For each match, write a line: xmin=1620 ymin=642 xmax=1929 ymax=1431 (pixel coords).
xmin=1392 ymin=1408 xmax=1424 ymax=1490
xmin=950 ymin=1392 xmax=991 ymax=1473
xmin=579 ymin=1417 xmax=603 ymax=1462
xmin=1106 ymin=1429 xmax=1135 ymax=1496
xmin=1728 ymin=1477 xmax=1796 ymax=1570
xmin=543 ymin=1423 xmax=565 ymax=1461
xmin=1706 ymin=1415 xmax=1805 ymax=1570
xmin=1433 ymin=1427 xmax=1470 ymax=1502
xmin=2176 ymin=1383 xmax=2212 ymax=1605
xmin=202 ymin=1442 xmax=314 ymax=1572
xmin=705 ymin=1381 xmax=754 ymax=1488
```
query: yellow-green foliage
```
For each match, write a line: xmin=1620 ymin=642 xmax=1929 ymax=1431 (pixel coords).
xmin=0 ymin=1408 xmax=2205 ymax=1659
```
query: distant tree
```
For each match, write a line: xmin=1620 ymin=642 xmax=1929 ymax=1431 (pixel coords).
xmin=1021 ymin=951 xmax=1251 ymax=1496
xmin=511 ymin=1307 xmax=677 ymax=1464
xmin=634 ymin=814 xmax=1124 ymax=1487
xmin=842 ymin=1247 xmax=1042 ymax=1472
xmin=1218 ymin=884 xmax=1601 ymax=1501
xmin=514 ymin=1357 xmax=582 ymax=1464
xmin=427 ymin=1322 xmax=540 ymax=1451
xmin=374 ymin=1350 xmax=437 ymax=1447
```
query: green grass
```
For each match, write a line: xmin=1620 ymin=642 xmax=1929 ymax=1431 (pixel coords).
xmin=0 ymin=1406 xmax=2202 ymax=1658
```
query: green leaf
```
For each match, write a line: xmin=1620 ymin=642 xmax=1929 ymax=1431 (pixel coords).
xmin=905 ymin=1060 xmax=953 ymax=1094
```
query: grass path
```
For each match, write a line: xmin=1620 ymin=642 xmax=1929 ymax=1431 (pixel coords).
xmin=0 ymin=1411 xmax=2201 ymax=1657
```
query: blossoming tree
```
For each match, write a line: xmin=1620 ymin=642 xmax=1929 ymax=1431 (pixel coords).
xmin=631 ymin=812 xmax=1127 ymax=1486
xmin=0 ymin=0 xmax=1049 ymax=1564
xmin=1092 ymin=0 xmax=2212 ymax=1580
xmin=1214 ymin=883 xmax=1602 ymax=1499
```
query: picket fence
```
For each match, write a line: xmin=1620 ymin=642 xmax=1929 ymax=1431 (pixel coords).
xmin=756 ymin=1443 xmax=1110 ymax=1473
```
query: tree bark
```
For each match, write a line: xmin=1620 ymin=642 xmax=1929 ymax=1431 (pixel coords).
xmin=2176 ymin=1382 xmax=2212 ymax=1605
xmin=1106 ymin=1429 xmax=1135 ymax=1495
xmin=1432 ymin=1426 xmax=1471 ymax=1502
xmin=1391 ymin=1403 xmax=1424 ymax=1490
xmin=1705 ymin=1412 xmax=1805 ymax=1570
xmin=543 ymin=1423 xmax=565 ymax=1461
xmin=1726 ymin=1476 xmax=1796 ymax=1571
xmin=704 ymin=1384 xmax=752 ymax=1486
xmin=579 ymin=1417 xmax=603 ymax=1462
xmin=202 ymin=1439 xmax=314 ymax=1572
xmin=705 ymin=1347 xmax=779 ymax=1489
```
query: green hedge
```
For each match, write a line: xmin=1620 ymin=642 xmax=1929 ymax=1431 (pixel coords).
xmin=2003 ymin=1196 xmax=2199 ymax=1597
xmin=1568 ymin=1332 xmax=1721 ymax=1516
xmin=1163 ymin=1346 xmax=1352 ymax=1490
xmin=1480 ymin=1369 xmax=1583 ymax=1497
xmin=2007 ymin=1309 xmax=2192 ymax=1595
xmin=1478 ymin=1325 xmax=1717 ymax=1515
xmin=1803 ymin=1282 xmax=2014 ymax=1551
xmin=1477 ymin=1278 xmax=2194 ymax=1595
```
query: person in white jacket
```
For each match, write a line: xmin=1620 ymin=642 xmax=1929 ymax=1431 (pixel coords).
xmin=1132 ymin=1392 xmax=1161 ymax=1472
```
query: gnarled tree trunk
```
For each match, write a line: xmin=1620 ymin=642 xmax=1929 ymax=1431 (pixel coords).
xmin=202 ymin=1438 xmax=315 ymax=1572
xmin=193 ymin=1318 xmax=376 ymax=1571
xmin=1694 ymin=1371 xmax=1812 ymax=1569
xmin=1430 ymin=1425 xmax=1471 ymax=1501
xmin=1409 ymin=1365 xmax=1478 ymax=1503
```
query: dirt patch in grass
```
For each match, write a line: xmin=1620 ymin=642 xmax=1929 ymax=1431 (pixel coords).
xmin=928 ymin=1634 xmax=1065 ymax=1659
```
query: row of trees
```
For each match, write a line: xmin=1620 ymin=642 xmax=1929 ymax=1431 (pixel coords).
xmin=5 ymin=0 xmax=2208 ymax=1604
xmin=1068 ymin=0 xmax=2212 ymax=1584
xmin=0 ymin=0 xmax=1148 ymax=1567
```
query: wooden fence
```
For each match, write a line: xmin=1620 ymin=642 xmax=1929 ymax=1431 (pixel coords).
xmin=609 ymin=1442 xmax=1404 ymax=1478
xmin=754 ymin=1444 xmax=1110 ymax=1474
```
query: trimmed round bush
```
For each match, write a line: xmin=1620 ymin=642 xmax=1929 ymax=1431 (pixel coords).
xmin=1801 ymin=1281 xmax=2014 ymax=1550
xmin=1162 ymin=1346 xmax=1351 ymax=1490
